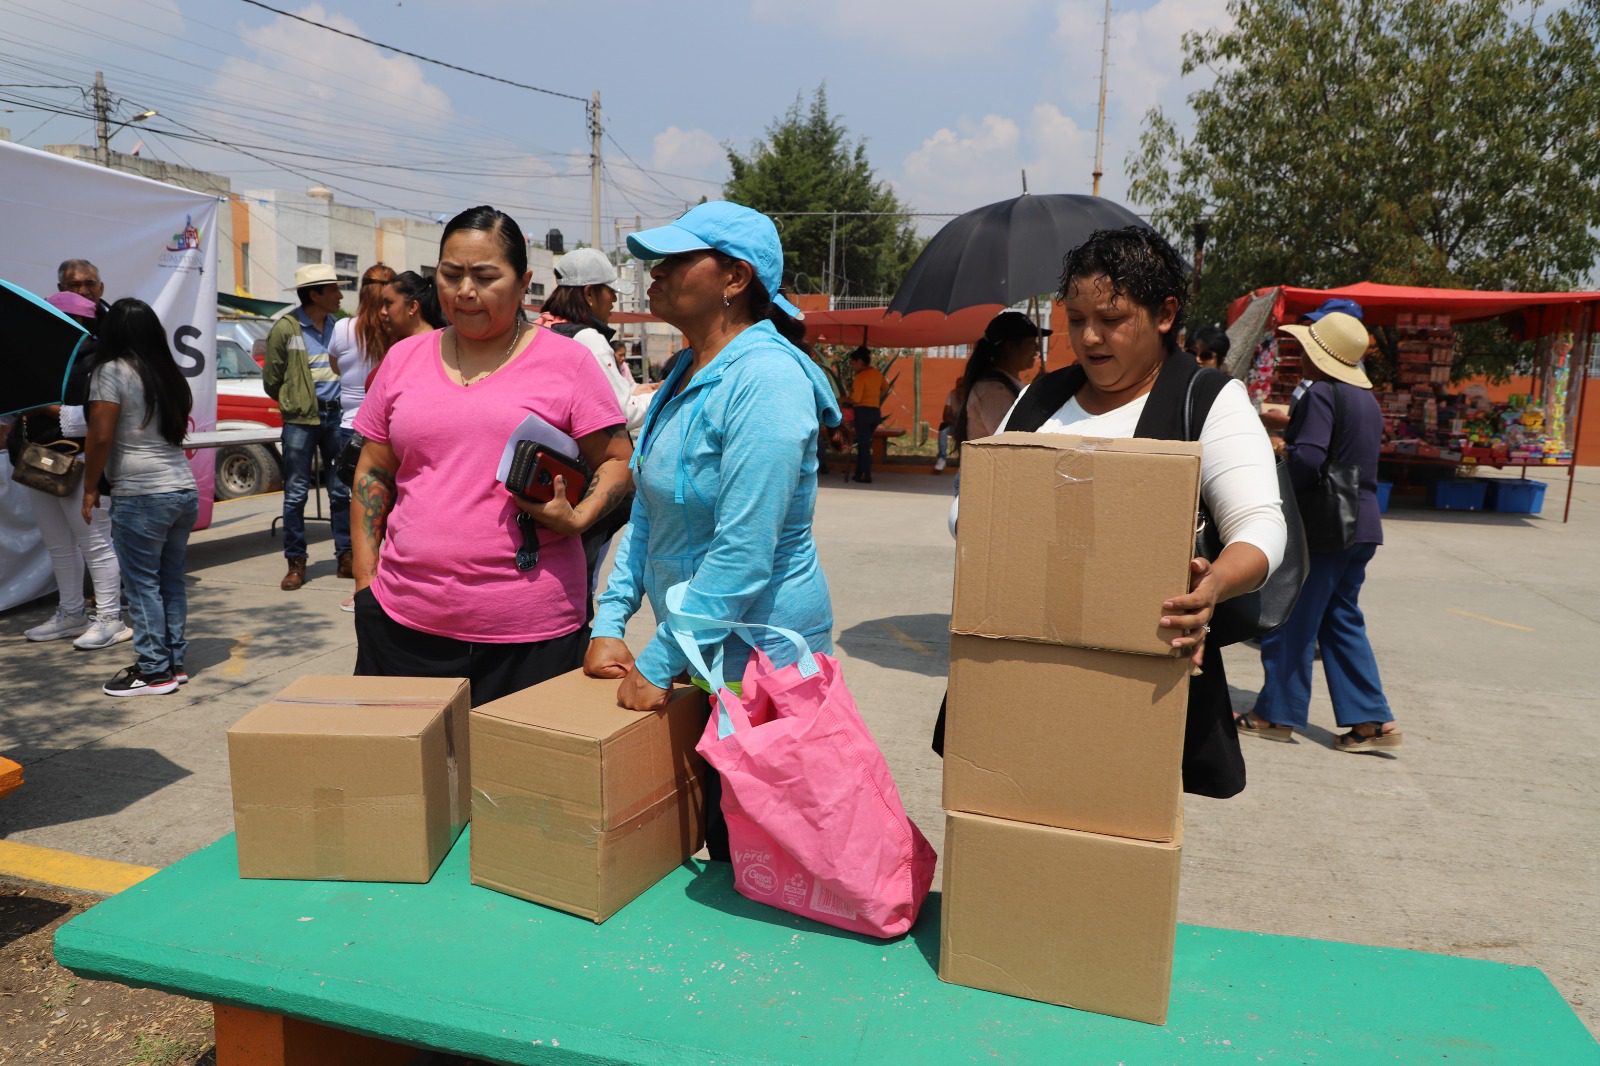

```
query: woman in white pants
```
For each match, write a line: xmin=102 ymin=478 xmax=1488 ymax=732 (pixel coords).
xmin=15 ymin=292 xmax=127 ymax=648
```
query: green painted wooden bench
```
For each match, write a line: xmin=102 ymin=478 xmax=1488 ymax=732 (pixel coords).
xmin=54 ymin=830 xmax=1597 ymax=1065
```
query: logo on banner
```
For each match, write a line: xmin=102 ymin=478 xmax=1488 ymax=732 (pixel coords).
xmin=159 ymin=214 xmax=205 ymax=273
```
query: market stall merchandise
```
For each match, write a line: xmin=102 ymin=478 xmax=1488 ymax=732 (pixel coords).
xmin=1227 ymin=282 xmax=1598 ymax=521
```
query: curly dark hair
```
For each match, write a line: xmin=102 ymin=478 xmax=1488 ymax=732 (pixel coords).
xmin=1058 ymin=226 xmax=1188 ymax=353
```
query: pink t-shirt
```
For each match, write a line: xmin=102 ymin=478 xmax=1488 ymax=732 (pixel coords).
xmin=353 ymin=328 xmax=624 ymax=643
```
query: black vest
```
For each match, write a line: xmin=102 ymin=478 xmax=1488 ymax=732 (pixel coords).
xmin=996 ymin=349 xmax=1245 ymax=799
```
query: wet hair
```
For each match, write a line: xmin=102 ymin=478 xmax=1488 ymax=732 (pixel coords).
xmin=849 ymin=346 xmax=872 ymax=367
xmin=355 ymin=262 xmax=396 ymax=368
xmin=1059 ymin=226 xmax=1189 ymax=353
xmin=539 ymin=284 xmax=605 ymax=331
xmin=387 ymin=270 xmax=444 ymax=329
xmin=710 ymin=252 xmax=808 ymax=349
xmin=440 ymin=205 xmax=528 ymax=277
xmin=57 ymin=258 xmax=99 ymax=286
xmin=96 ymin=298 xmax=192 ymax=446
xmin=1193 ymin=324 xmax=1230 ymax=360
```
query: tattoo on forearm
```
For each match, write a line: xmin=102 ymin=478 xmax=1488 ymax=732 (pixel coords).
xmin=594 ymin=482 xmax=630 ymax=518
xmin=355 ymin=466 xmax=396 ymax=548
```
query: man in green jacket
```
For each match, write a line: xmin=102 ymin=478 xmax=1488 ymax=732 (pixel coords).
xmin=263 ymin=264 xmax=350 ymax=591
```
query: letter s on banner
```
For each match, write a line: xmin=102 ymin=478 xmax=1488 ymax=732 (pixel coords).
xmin=173 ymin=325 xmax=205 ymax=378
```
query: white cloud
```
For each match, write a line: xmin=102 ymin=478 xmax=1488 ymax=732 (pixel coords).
xmin=651 ymin=127 xmax=727 ymax=183
xmin=895 ymin=105 xmax=1096 ymax=218
xmin=206 ymin=4 xmax=454 ymax=131
xmin=750 ymin=0 xmax=1038 ymax=58
xmin=1051 ymin=0 xmax=1232 ymax=200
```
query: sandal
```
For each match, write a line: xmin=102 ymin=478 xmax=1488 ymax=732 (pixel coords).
xmin=1336 ymin=723 xmax=1403 ymax=752
xmin=1235 ymin=713 xmax=1294 ymax=742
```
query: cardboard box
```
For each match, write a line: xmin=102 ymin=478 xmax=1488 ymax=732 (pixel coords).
xmin=274 ymin=675 xmax=473 ymax=824
xmin=227 ymin=676 xmax=471 ymax=882
xmin=939 ymin=812 xmax=1181 ymax=1024
xmin=944 ymin=634 xmax=1189 ymax=841
xmin=470 ymin=671 xmax=709 ymax=922
xmin=951 ymin=434 xmax=1202 ymax=657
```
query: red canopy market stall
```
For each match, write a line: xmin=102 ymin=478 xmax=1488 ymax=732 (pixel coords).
xmin=1227 ymin=282 xmax=1598 ymax=522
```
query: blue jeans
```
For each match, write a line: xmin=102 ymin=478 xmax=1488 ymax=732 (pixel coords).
xmin=110 ymin=489 xmax=199 ymax=676
xmin=1255 ymin=543 xmax=1393 ymax=729
xmin=281 ymin=407 xmax=350 ymax=559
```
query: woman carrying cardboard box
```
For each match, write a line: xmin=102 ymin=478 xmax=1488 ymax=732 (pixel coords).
xmin=942 ymin=226 xmax=1287 ymax=798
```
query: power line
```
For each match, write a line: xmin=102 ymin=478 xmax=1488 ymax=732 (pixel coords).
xmin=234 ymin=0 xmax=588 ymax=105
xmin=603 ymin=130 xmax=699 ymax=203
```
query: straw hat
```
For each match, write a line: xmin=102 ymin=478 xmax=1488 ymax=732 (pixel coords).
xmin=286 ymin=263 xmax=338 ymax=291
xmin=1280 ymin=311 xmax=1372 ymax=389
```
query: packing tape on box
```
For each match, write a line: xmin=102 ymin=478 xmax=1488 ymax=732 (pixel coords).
xmin=1043 ymin=446 xmax=1096 ymax=644
xmin=312 ymin=786 xmax=347 ymax=879
xmin=278 ymin=694 xmax=463 ymax=830
xmin=471 ymin=790 xmax=604 ymax=846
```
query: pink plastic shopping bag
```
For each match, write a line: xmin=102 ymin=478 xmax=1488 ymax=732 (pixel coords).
xmin=666 ymin=585 xmax=936 ymax=939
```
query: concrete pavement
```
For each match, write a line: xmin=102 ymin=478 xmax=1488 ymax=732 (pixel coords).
xmin=2 ymin=468 xmax=1596 ymax=1035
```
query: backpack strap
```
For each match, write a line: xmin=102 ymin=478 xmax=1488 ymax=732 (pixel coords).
xmin=1003 ymin=364 xmax=1086 ymax=433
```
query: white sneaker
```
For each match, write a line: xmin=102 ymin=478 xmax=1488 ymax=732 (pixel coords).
xmin=73 ymin=616 xmax=134 ymax=650
xmin=933 ymin=457 xmax=947 ymax=472
xmin=25 ymin=608 xmax=89 ymax=642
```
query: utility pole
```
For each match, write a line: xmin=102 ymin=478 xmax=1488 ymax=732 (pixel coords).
xmin=1092 ymin=0 xmax=1112 ymax=196
xmin=825 ymin=210 xmax=838 ymax=306
xmin=589 ymin=91 xmax=603 ymax=249
xmin=93 ymin=70 xmax=111 ymax=167
xmin=633 ymin=213 xmax=644 ymax=314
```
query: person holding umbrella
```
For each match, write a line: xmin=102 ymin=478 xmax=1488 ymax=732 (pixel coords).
xmin=6 ymin=289 xmax=127 ymax=648
xmin=957 ymin=310 xmax=1048 ymax=443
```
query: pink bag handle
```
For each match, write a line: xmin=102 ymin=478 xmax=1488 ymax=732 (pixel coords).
xmin=663 ymin=581 xmax=819 ymax=739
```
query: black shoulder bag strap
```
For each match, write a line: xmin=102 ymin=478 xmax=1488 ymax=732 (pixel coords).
xmin=1001 ymin=365 xmax=1087 ymax=433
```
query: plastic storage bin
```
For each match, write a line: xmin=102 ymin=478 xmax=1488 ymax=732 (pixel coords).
xmin=1430 ymin=479 xmax=1488 ymax=511
xmin=1376 ymin=481 xmax=1393 ymax=513
xmin=1486 ymin=479 xmax=1547 ymax=515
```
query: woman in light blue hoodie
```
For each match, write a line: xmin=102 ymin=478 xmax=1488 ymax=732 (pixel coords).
xmin=587 ymin=203 xmax=841 ymax=724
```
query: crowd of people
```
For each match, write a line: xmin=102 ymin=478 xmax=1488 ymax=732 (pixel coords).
xmin=8 ymin=205 xmax=1397 ymax=764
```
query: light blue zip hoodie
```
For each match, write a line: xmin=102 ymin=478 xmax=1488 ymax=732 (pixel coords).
xmin=592 ymin=319 xmax=843 ymax=688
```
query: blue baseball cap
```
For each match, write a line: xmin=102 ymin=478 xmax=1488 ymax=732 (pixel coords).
xmin=628 ymin=201 xmax=803 ymax=319
xmin=1304 ymin=297 xmax=1363 ymax=322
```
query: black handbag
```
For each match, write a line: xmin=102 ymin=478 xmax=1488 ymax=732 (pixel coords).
xmin=1184 ymin=372 xmax=1309 ymax=646
xmin=1296 ymin=383 xmax=1361 ymax=554
xmin=334 ymin=431 xmax=366 ymax=486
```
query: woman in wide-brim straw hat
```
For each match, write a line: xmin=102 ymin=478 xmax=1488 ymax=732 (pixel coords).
xmin=1239 ymin=311 xmax=1403 ymax=752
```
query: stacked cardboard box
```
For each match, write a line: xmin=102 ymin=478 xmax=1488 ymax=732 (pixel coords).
xmin=227 ymin=676 xmax=471 ymax=883
xmin=469 ymin=670 xmax=709 ymax=923
xmin=939 ymin=433 xmax=1202 ymax=1025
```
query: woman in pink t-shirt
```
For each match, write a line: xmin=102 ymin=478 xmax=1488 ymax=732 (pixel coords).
xmin=349 ymin=206 xmax=632 ymax=704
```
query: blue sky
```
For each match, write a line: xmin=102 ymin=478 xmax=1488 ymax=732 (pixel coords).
xmin=1 ymin=0 xmax=1229 ymax=246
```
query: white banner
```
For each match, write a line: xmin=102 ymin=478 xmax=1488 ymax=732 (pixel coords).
xmin=0 ymin=140 xmax=219 ymax=611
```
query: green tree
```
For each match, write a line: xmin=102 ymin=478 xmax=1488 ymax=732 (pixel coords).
xmin=726 ymin=86 xmax=922 ymax=299
xmin=1129 ymin=0 xmax=1600 ymax=373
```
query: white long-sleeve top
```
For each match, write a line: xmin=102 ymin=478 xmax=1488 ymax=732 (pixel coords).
xmin=568 ymin=326 xmax=649 ymax=435
xmin=950 ymin=378 xmax=1286 ymax=579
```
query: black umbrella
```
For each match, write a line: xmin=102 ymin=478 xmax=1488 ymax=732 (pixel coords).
xmin=1 ymin=278 xmax=91 ymax=418
xmin=887 ymin=194 xmax=1151 ymax=315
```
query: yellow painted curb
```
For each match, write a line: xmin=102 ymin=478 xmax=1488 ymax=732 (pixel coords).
xmin=0 ymin=840 xmax=157 ymax=895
